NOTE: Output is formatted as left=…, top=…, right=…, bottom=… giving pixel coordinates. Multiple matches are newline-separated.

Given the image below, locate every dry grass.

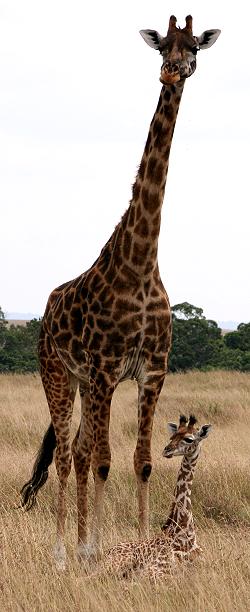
left=1, top=371, right=250, bottom=611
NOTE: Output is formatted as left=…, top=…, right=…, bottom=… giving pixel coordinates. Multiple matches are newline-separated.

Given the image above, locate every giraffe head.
left=162, top=414, right=211, bottom=458
left=140, top=15, right=221, bottom=85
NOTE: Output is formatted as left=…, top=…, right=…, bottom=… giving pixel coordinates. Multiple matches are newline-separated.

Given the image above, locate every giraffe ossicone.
left=20, top=15, right=220, bottom=567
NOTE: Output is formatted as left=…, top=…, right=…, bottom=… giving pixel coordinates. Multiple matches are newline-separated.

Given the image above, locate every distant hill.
left=5, top=313, right=240, bottom=331
left=5, top=312, right=40, bottom=321
left=218, top=321, right=239, bottom=331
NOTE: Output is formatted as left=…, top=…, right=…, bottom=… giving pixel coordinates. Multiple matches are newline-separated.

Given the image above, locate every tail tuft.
left=20, top=423, right=56, bottom=511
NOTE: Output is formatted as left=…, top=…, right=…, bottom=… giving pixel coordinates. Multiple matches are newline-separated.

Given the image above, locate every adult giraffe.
left=21, top=15, right=220, bottom=569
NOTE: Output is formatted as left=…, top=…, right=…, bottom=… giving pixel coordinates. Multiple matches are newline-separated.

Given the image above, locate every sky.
left=0, top=1, right=249, bottom=324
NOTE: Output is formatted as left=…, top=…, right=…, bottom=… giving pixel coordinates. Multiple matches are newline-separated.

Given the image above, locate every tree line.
left=0, top=303, right=249, bottom=373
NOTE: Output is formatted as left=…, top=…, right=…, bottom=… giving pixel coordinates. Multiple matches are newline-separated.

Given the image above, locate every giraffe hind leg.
left=32, top=329, right=78, bottom=568
left=46, top=371, right=77, bottom=570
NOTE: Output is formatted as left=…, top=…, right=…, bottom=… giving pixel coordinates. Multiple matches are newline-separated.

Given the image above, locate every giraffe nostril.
left=163, top=447, right=173, bottom=458
left=163, top=62, right=180, bottom=75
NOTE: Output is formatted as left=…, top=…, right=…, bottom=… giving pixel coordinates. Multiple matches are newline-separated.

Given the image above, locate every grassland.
left=1, top=371, right=250, bottom=611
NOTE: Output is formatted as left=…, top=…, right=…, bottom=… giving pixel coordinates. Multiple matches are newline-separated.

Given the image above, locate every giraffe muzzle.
left=162, top=447, right=173, bottom=458
left=160, top=62, right=181, bottom=85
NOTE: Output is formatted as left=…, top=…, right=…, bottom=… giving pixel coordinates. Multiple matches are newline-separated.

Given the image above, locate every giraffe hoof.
left=77, top=542, right=102, bottom=564
left=141, top=463, right=152, bottom=482
left=55, top=557, right=66, bottom=571
left=54, top=541, right=66, bottom=571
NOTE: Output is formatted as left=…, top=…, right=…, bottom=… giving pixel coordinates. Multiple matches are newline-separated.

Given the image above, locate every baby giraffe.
left=101, top=415, right=211, bottom=581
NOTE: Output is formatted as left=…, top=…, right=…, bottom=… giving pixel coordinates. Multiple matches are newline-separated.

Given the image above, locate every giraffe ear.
left=197, top=29, right=221, bottom=50
left=167, top=422, right=178, bottom=436
left=139, top=29, right=164, bottom=51
left=197, top=424, right=212, bottom=439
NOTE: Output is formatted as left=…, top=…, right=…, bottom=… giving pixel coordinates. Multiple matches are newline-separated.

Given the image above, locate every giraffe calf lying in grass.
left=100, top=415, right=211, bottom=581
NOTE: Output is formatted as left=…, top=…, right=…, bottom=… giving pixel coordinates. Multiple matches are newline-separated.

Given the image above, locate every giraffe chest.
left=83, top=284, right=172, bottom=358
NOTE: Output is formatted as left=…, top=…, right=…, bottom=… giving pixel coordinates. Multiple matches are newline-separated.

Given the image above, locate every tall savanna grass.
left=1, top=371, right=250, bottom=611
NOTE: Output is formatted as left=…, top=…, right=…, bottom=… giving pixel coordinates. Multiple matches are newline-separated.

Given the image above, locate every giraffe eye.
left=183, top=436, right=194, bottom=444
left=161, top=46, right=168, bottom=56
left=191, top=46, right=199, bottom=55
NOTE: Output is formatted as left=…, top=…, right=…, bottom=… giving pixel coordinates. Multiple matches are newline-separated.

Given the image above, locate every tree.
left=168, top=303, right=221, bottom=372
left=0, top=306, right=8, bottom=350
left=212, top=346, right=250, bottom=371
left=224, top=323, right=250, bottom=352
left=171, top=302, right=205, bottom=321
left=0, top=317, right=41, bottom=373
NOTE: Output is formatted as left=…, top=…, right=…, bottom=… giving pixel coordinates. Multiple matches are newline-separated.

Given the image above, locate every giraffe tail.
left=20, top=423, right=56, bottom=510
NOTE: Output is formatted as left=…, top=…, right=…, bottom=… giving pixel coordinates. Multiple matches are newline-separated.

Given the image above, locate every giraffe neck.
left=163, top=448, right=200, bottom=549
left=110, top=81, right=185, bottom=276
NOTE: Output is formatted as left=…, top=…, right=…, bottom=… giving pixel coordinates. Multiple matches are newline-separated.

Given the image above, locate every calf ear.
left=167, top=422, right=178, bottom=436
left=198, top=424, right=212, bottom=439
left=197, top=29, right=221, bottom=49
left=140, top=29, right=164, bottom=51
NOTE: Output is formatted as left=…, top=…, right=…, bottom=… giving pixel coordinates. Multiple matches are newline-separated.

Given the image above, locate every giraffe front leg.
left=88, top=461, right=110, bottom=560
left=72, top=388, right=94, bottom=562
left=54, top=450, right=71, bottom=571
left=134, top=375, right=165, bottom=539
left=73, top=452, right=92, bottom=562
left=88, top=379, right=113, bottom=560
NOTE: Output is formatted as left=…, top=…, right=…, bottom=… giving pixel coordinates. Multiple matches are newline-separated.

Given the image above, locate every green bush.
left=0, top=313, right=41, bottom=373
